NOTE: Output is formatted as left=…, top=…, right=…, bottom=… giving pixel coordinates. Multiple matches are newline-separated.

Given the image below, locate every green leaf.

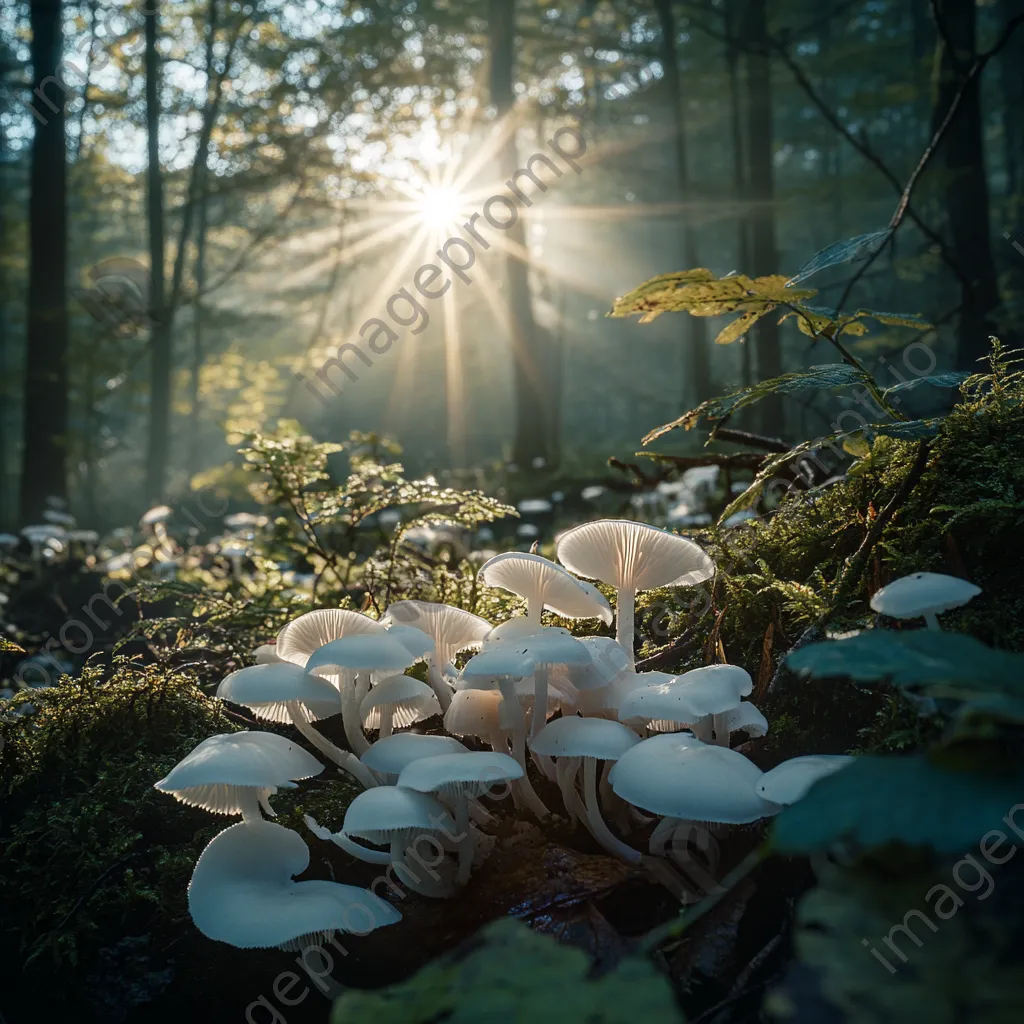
left=713, top=309, right=767, bottom=345
left=643, top=364, right=870, bottom=444
left=787, top=230, right=893, bottom=286
left=883, top=372, right=969, bottom=397
left=772, top=754, right=1024, bottom=853
left=330, top=918, right=684, bottom=1023
left=855, top=308, right=932, bottom=330
left=787, top=630, right=1024, bottom=698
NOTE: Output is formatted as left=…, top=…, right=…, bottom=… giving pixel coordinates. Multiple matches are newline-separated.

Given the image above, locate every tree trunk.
left=144, top=1, right=170, bottom=503
left=743, top=0, right=782, bottom=430
left=20, top=0, right=69, bottom=522
left=490, top=0, right=549, bottom=468
left=654, top=0, right=712, bottom=408
left=932, top=0, right=1001, bottom=369
left=998, top=0, right=1024, bottom=199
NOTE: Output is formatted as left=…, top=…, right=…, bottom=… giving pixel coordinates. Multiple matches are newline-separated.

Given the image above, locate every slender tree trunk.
left=932, top=0, right=1001, bottom=368
left=654, top=0, right=711, bottom=408
left=189, top=192, right=208, bottom=477
left=743, top=0, right=782, bottom=429
left=144, top=1, right=170, bottom=503
left=998, top=0, right=1024, bottom=199
left=20, top=0, right=69, bottom=522
left=490, top=0, right=549, bottom=468
left=0, top=88, right=8, bottom=526
left=725, top=0, right=752, bottom=386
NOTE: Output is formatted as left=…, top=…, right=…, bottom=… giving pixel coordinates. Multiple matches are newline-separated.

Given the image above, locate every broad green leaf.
left=787, top=230, right=893, bottom=286
left=331, top=917, right=684, bottom=1023
left=643, top=364, right=870, bottom=444
left=787, top=630, right=1024, bottom=698
left=772, top=754, right=1024, bottom=853
left=883, top=371, right=969, bottom=397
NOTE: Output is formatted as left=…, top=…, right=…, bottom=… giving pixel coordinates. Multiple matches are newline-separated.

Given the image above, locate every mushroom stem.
left=648, top=816, right=683, bottom=857
left=582, top=758, right=642, bottom=863
left=599, top=760, right=632, bottom=832
left=923, top=611, right=942, bottom=631
left=497, top=678, right=550, bottom=820
left=556, top=756, right=581, bottom=823
left=455, top=795, right=473, bottom=886
left=690, top=717, right=713, bottom=744
left=333, top=831, right=393, bottom=865
left=339, top=672, right=371, bottom=757
left=287, top=702, right=378, bottom=789
left=615, top=588, right=636, bottom=666
left=526, top=594, right=543, bottom=624
left=711, top=713, right=731, bottom=747
left=529, top=665, right=557, bottom=780
left=426, top=660, right=453, bottom=711
left=380, top=707, right=394, bottom=739
left=238, top=787, right=264, bottom=824
left=389, top=837, right=457, bottom=898
left=468, top=798, right=496, bottom=827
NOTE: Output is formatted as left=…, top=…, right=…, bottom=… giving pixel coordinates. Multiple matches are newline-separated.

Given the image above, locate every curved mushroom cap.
left=609, top=736, right=780, bottom=823
left=482, top=617, right=548, bottom=646
left=478, top=552, right=613, bottom=624
left=720, top=701, right=769, bottom=739
left=254, top=644, right=285, bottom=665
left=383, top=601, right=491, bottom=665
left=869, top=572, right=982, bottom=620
left=154, top=732, right=323, bottom=815
left=397, top=751, right=523, bottom=802
left=188, top=820, right=400, bottom=949
left=617, top=665, right=750, bottom=726
left=140, top=504, right=173, bottom=526
left=359, top=675, right=441, bottom=730
left=444, top=689, right=504, bottom=739
left=507, top=629, right=592, bottom=669
left=343, top=786, right=455, bottom=843
left=556, top=519, right=715, bottom=592
left=606, top=669, right=676, bottom=715
left=384, top=623, right=435, bottom=660
left=361, top=733, right=470, bottom=776
left=217, top=664, right=342, bottom=723
left=457, top=646, right=536, bottom=691
left=673, top=664, right=753, bottom=710
left=305, top=633, right=415, bottom=678
left=276, top=609, right=386, bottom=667
left=574, top=636, right=632, bottom=691
left=530, top=716, right=640, bottom=760
left=755, top=754, right=855, bottom=805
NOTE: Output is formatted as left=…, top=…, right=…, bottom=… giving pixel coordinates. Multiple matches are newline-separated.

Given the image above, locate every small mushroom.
left=275, top=609, right=386, bottom=668
left=557, top=520, right=715, bottom=667
left=870, top=571, right=982, bottom=630
left=397, top=751, right=522, bottom=885
left=530, top=717, right=642, bottom=862
left=216, top=663, right=377, bottom=790
left=755, top=754, right=855, bottom=806
left=444, top=689, right=508, bottom=754
left=154, top=731, right=324, bottom=821
left=361, top=732, right=470, bottom=783
left=359, top=674, right=441, bottom=738
left=477, top=551, right=612, bottom=627
left=187, top=819, right=401, bottom=949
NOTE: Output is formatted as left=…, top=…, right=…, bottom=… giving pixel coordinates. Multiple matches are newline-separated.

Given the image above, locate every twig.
left=708, top=427, right=790, bottom=453
left=636, top=625, right=702, bottom=671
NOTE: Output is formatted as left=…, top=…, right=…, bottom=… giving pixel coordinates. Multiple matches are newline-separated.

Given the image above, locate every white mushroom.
left=187, top=820, right=400, bottom=949
left=477, top=551, right=613, bottom=627
left=870, top=572, right=982, bottom=630
left=359, top=674, right=441, bottom=738
left=216, top=663, right=377, bottom=790
left=397, top=751, right=522, bottom=885
left=253, top=644, right=285, bottom=665
left=755, top=754, right=855, bottom=806
left=154, top=731, right=324, bottom=821
left=530, top=717, right=641, bottom=863
left=361, top=733, right=470, bottom=783
left=556, top=520, right=715, bottom=666
left=382, top=601, right=491, bottom=712
left=275, top=608, right=386, bottom=667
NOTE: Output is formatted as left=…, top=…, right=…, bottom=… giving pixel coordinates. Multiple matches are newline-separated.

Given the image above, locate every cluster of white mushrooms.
left=154, top=519, right=982, bottom=952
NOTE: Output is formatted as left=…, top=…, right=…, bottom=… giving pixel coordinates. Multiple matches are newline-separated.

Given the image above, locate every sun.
left=416, top=185, right=464, bottom=229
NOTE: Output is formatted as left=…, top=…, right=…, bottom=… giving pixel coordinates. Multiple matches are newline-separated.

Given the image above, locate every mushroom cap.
left=342, top=786, right=455, bottom=843
left=530, top=716, right=640, bottom=760
left=254, top=644, right=284, bottom=665
left=609, top=735, right=779, bottom=823
left=606, top=669, right=676, bottom=715
left=154, top=731, right=323, bottom=814
left=359, top=675, right=441, bottom=729
left=305, top=633, right=415, bottom=677
left=617, top=664, right=750, bottom=725
left=397, top=751, right=523, bottom=802
left=276, top=609, right=386, bottom=667
left=382, top=601, right=491, bottom=665
left=444, top=688, right=504, bottom=738
left=574, top=636, right=633, bottom=691
left=217, top=664, right=342, bottom=723
left=720, top=701, right=769, bottom=739
left=478, top=552, right=613, bottom=624
left=187, top=820, right=400, bottom=949
left=361, top=733, right=470, bottom=776
left=505, top=628, right=592, bottom=669
left=556, top=519, right=715, bottom=593
left=384, top=623, right=435, bottom=660
left=140, top=504, right=173, bottom=526
left=482, top=617, right=549, bottom=646
left=21, top=524, right=65, bottom=541
left=869, top=572, right=982, bottom=620
left=755, top=754, right=855, bottom=806
left=457, top=646, right=536, bottom=690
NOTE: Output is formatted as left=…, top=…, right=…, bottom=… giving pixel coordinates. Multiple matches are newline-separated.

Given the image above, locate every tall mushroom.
left=382, top=600, right=492, bottom=712
left=154, top=731, right=324, bottom=822
left=870, top=572, right=982, bottom=631
left=477, top=551, right=613, bottom=627
left=188, top=820, right=401, bottom=949
left=556, top=520, right=714, bottom=667
left=530, top=717, right=642, bottom=863
left=216, top=663, right=378, bottom=789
